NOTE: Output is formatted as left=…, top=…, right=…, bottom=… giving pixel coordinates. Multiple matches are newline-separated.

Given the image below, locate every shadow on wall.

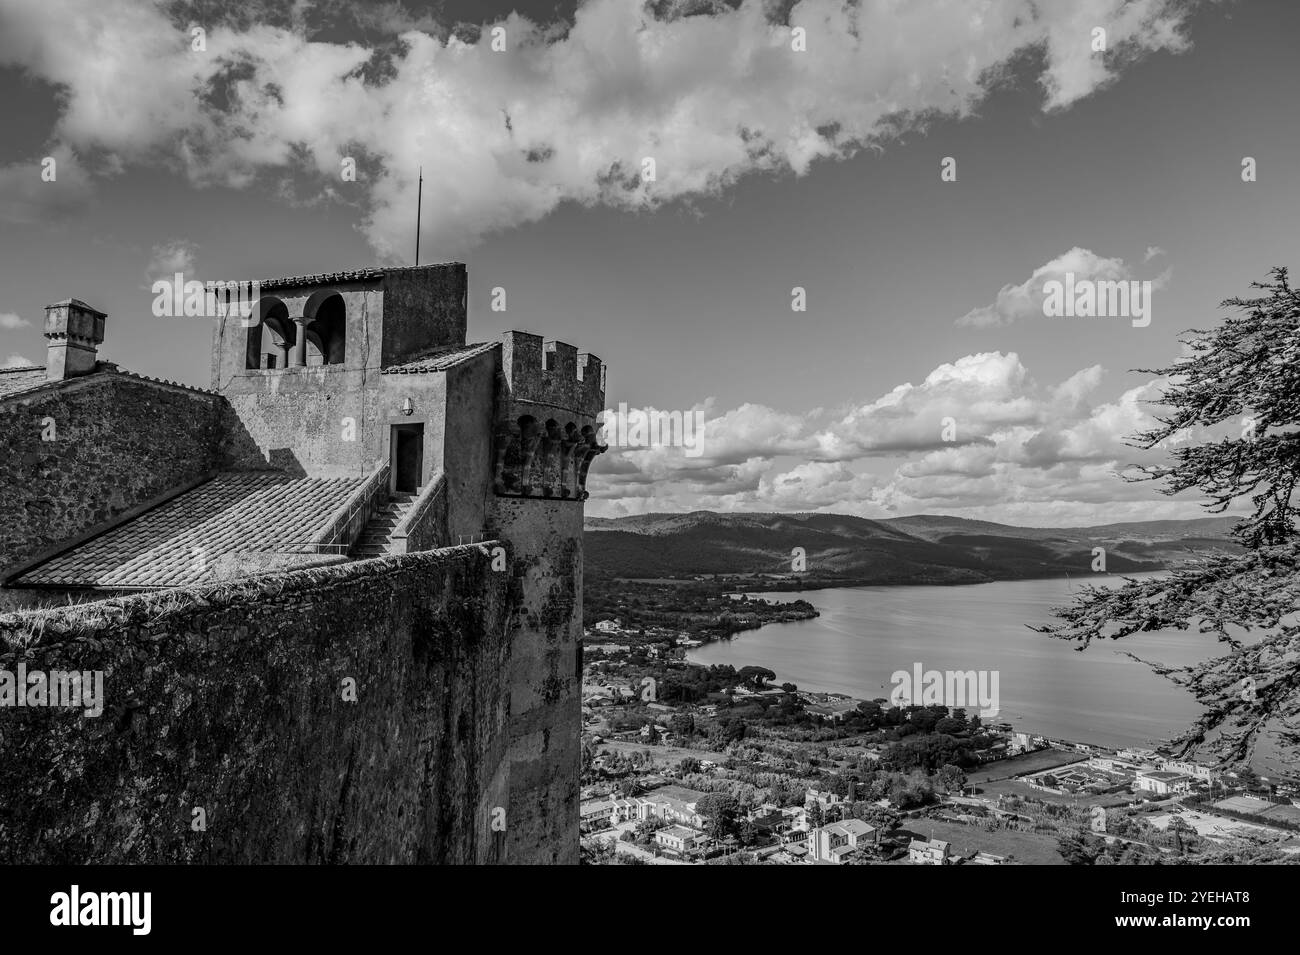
left=218, top=403, right=308, bottom=476
left=265, top=448, right=308, bottom=477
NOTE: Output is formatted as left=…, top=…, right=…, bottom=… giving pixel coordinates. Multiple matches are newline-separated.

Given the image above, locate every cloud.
left=2, top=353, right=37, bottom=368
left=0, top=0, right=1199, bottom=255
left=812, top=352, right=1042, bottom=457
left=955, top=247, right=1170, bottom=328
left=146, top=240, right=199, bottom=277
left=585, top=351, right=1204, bottom=524
left=1035, top=0, right=1192, bottom=110
left=756, top=460, right=879, bottom=511
left=0, top=312, right=31, bottom=330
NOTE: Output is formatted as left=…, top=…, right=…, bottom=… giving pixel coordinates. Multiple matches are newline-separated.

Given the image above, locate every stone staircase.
left=352, top=491, right=417, bottom=557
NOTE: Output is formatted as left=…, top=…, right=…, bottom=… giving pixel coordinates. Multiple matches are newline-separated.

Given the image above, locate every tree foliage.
left=1035, top=269, right=1300, bottom=765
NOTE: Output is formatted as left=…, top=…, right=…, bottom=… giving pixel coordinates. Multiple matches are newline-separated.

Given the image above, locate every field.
left=895, top=819, right=1066, bottom=865
left=598, top=740, right=731, bottom=768
left=1213, top=796, right=1300, bottom=827
left=976, top=777, right=1136, bottom=808
left=966, top=749, right=1088, bottom=784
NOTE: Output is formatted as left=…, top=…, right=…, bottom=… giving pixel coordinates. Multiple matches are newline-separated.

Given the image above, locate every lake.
left=686, top=574, right=1221, bottom=751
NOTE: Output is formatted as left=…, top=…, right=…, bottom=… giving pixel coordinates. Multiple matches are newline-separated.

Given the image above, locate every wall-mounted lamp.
left=401, top=397, right=414, bottom=416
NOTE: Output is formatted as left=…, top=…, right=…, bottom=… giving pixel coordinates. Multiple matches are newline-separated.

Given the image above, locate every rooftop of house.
left=0, top=361, right=215, bottom=402
left=658, top=825, right=701, bottom=840
left=0, top=364, right=48, bottom=399
left=14, top=471, right=366, bottom=589
left=204, top=262, right=464, bottom=292
left=380, top=340, right=499, bottom=375
left=910, top=838, right=950, bottom=851
left=827, top=819, right=876, bottom=837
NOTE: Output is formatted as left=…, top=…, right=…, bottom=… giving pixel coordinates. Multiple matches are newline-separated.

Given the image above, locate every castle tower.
left=489, top=331, right=606, bottom=864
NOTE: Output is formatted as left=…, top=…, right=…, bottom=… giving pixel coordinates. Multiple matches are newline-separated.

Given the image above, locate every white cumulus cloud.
left=0, top=0, right=1199, bottom=255
left=956, top=246, right=1171, bottom=328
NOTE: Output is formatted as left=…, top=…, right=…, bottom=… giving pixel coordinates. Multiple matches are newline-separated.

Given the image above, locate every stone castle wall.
left=0, top=545, right=515, bottom=864
left=491, top=497, right=584, bottom=865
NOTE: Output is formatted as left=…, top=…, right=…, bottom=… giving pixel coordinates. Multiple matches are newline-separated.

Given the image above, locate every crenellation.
left=501, top=332, right=604, bottom=421
left=543, top=340, right=578, bottom=379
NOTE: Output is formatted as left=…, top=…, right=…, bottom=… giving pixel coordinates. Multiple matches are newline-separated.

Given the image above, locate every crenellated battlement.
left=493, top=330, right=607, bottom=500
left=500, top=331, right=605, bottom=420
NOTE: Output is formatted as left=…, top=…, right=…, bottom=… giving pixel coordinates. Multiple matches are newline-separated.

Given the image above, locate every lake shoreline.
left=686, top=574, right=1200, bottom=753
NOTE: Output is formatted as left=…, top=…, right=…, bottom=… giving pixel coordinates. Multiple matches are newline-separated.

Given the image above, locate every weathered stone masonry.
left=0, top=546, right=513, bottom=864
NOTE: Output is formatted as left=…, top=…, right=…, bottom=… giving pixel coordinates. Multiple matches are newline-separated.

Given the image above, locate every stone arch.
left=260, top=314, right=296, bottom=370
left=304, top=290, right=346, bottom=365
left=245, top=296, right=291, bottom=369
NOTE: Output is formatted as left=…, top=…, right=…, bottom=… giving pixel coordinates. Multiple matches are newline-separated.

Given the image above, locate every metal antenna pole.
left=415, top=166, right=423, bottom=265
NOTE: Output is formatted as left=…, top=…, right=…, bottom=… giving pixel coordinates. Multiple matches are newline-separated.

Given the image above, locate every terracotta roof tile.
left=204, top=262, right=463, bottom=292
left=16, top=472, right=366, bottom=589
left=0, top=365, right=49, bottom=399
left=0, top=363, right=216, bottom=402
left=381, top=341, right=498, bottom=375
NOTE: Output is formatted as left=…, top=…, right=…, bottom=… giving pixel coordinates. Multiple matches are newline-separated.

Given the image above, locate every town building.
left=1008, top=732, right=1047, bottom=755
left=1118, top=747, right=1160, bottom=765
left=1135, top=771, right=1194, bottom=796
left=805, top=787, right=846, bottom=813
left=655, top=825, right=708, bottom=855
left=1164, top=759, right=1215, bottom=783
left=580, top=798, right=616, bottom=831
left=909, top=838, right=951, bottom=865
left=634, top=786, right=711, bottom=828
left=807, top=819, right=877, bottom=864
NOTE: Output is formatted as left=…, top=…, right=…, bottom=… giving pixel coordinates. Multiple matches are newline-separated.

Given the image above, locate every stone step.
left=351, top=492, right=422, bottom=558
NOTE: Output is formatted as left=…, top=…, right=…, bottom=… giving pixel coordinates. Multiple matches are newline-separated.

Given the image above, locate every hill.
left=583, top=511, right=1239, bottom=585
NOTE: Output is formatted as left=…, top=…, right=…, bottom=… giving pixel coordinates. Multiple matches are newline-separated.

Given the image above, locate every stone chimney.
left=44, top=298, right=106, bottom=380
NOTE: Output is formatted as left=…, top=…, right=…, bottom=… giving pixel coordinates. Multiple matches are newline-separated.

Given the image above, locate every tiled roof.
left=381, top=341, right=498, bottom=374
left=16, top=472, right=366, bottom=589
left=205, top=262, right=463, bottom=292
left=108, top=365, right=218, bottom=396
left=0, top=363, right=216, bottom=402
left=0, top=365, right=49, bottom=399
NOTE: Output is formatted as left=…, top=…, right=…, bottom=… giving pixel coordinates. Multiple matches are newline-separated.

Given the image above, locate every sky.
left=1, top=0, right=1296, bottom=524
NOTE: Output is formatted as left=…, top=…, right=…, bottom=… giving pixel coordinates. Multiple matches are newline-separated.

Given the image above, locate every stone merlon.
left=500, top=330, right=605, bottom=421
